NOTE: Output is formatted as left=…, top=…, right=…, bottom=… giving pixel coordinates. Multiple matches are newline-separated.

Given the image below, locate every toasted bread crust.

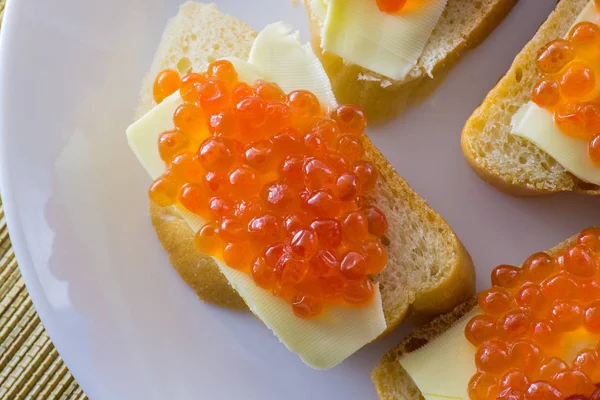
left=461, top=0, right=600, bottom=196
left=371, top=230, right=585, bottom=400
left=304, top=0, right=518, bottom=123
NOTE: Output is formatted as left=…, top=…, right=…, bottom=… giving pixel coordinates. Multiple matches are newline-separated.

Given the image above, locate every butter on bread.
left=303, top=0, right=518, bottom=123
left=371, top=231, right=583, bottom=400
left=135, top=2, right=475, bottom=332
left=462, top=0, right=600, bottom=196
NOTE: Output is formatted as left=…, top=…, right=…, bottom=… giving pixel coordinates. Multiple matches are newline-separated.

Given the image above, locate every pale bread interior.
left=304, top=0, right=519, bottom=122
left=461, top=0, right=600, bottom=196
left=135, top=2, right=475, bottom=331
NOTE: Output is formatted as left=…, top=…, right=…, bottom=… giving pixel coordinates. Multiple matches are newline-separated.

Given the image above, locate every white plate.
left=1, top=0, right=599, bottom=399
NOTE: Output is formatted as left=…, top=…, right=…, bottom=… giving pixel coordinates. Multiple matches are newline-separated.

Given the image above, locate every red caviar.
left=466, top=228, right=600, bottom=400
left=150, top=61, right=388, bottom=318
left=532, top=20, right=600, bottom=164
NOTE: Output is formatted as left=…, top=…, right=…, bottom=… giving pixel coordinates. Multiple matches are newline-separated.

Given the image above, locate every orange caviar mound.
left=465, top=228, right=600, bottom=400
left=531, top=20, right=600, bottom=166
left=150, top=61, right=389, bottom=318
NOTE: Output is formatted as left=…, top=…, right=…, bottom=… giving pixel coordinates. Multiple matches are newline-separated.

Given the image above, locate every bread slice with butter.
left=131, top=2, right=475, bottom=368
left=371, top=231, right=582, bottom=400
left=303, top=0, right=518, bottom=123
left=462, top=0, right=600, bottom=196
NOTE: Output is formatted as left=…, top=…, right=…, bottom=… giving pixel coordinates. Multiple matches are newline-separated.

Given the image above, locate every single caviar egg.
left=560, top=62, right=595, bottom=98
left=589, top=135, right=600, bottom=166
left=153, top=69, right=181, bottom=104
left=536, top=39, right=576, bottom=74
left=149, top=63, right=388, bottom=318
left=569, top=22, right=600, bottom=50
left=532, top=79, right=561, bottom=108
left=376, top=0, right=408, bottom=13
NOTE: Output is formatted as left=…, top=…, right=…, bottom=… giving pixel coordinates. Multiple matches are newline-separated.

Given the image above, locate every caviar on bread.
left=150, top=61, right=388, bottom=318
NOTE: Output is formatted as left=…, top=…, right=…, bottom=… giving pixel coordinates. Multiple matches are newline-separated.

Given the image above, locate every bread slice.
left=135, top=2, right=476, bottom=331
left=461, top=0, right=600, bottom=196
left=303, top=0, right=518, bottom=123
left=371, top=230, right=582, bottom=400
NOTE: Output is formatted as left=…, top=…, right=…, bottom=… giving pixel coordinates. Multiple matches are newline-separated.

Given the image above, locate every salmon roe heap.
left=532, top=20, right=600, bottom=166
left=150, top=61, right=389, bottom=319
left=465, top=228, right=600, bottom=400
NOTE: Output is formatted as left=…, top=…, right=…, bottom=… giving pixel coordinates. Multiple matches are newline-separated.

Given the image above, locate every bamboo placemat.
left=0, top=2, right=87, bottom=398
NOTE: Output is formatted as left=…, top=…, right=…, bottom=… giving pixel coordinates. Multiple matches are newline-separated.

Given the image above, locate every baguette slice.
left=462, top=0, right=600, bottom=196
left=136, top=2, right=475, bottom=332
left=303, top=0, right=518, bottom=123
left=371, top=230, right=583, bottom=400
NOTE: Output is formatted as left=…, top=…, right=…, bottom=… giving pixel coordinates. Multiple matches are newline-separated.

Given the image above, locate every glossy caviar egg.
left=330, top=104, right=367, bottom=135
left=180, top=72, right=207, bottom=103
left=343, top=278, right=374, bottom=305
left=536, top=39, right=576, bottom=74
left=468, top=372, right=500, bottom=400
left=171, top=152, right=203, bottom=183
left=153, top=69, right=181, bottom=103
left=178, top=183, right=207, bottom=215
left=194, top=224, right=221, bottom=254
left=254, top=80, right=286, bottom=102
left=158, top=130, right=190, bottom=163
left=207, top=60, right=237, bottom=84
left=555, top=102, right=588, bottom=139
left=491, top=265, right=522, bottom=288
left=560, top=62, right=595, bottom=98
left=149, top=63, right=388, bottom=317
left=577, top=228, right=600, bottom=252
left=569, top=22, right=600, bottom=50
left=532, top=80, right=560, bottom=108
left=590, top=135, right=600, bottom=166
left=149, top=174, right=179, bottom=207
left=551, top=369, right=594, bottom=397
left=376, top=0, right=408, bottom=13
left=465, top=315, right=498, bottom=346
left=173, top=103, right=205, bottom=133
left=478, top=287, right=515, bottom=316
left=339, top=252, right=368, bottom=282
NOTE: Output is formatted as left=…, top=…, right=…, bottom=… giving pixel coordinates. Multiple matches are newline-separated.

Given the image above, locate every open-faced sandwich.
left=463, top=0, right=600, bottom=196
left=302, top=0, right=518, bottom=122
left=373, top=227, right=600, bottom=399
left=126, top=2, right=474, bottom=370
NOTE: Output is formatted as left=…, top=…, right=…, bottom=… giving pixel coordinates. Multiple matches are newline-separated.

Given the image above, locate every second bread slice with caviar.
left=303, top=0, right=518, bottom=122
left=136, top=2, right=475, bottom=331
left=371, top=229, right=586, bottom=400
left=137, top=3, right=474, bottom=329
left=461, top=0, right=600, bottom=196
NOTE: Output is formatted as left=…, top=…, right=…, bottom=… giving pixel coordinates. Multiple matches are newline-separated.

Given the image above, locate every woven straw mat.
left=0, top=2, right=88, bottom=399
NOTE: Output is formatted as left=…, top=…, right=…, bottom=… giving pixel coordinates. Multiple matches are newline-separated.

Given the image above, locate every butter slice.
left=249, top=22, right=338, bottom=110
left=512, top=103, right=600, bottom=186
left=510, top=0, right=600, bottom=186
left=126, top=22, right=386, bottom=370
left=399, top=307, right=479, bottom=400
left=321, top=0, right=447, bottom=81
